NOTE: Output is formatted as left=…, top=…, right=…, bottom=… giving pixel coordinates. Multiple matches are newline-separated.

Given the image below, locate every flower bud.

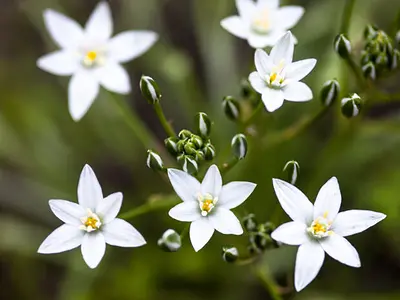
left=361, top=51, right=371, bottom=65
left=231, top=134, right=247, bottom=160
left=334, top=34, right=352, bottom=58
left=258, top=222, right=276, bottom=235
left=243, top=214, right=258, bottom=232
left=396, top=30, right=400, bottom=45
left=375, top=52, right=388, bottom=68
left=195, top=150, right=205, bottom=161
left=157, top=229, right=181, bottom=252
left=364, top=24, right=378, bottom=40
left=190, top=135, right=203, bottom=149
left=180, top=155, right=198, bottom=175
left=283, top=160, right=300, bottom=185
left=146, top=150, right=164, bottom=171
left=195, top=112, right=212, bottom=138
left=240, top=79, right=252, bottom=98
left=203, top=143, right=216, bottom=161
left=320, top=79, right=340, bottom=106
left=165, top=137, right=179, bottom=156
left=140, top=75, right=161, bottom=104
left=341, top=93, right=362, bottom=118
left=390, top=49, right=400, bottom=70
left=184, top=142, right=196, bottom=155
left=362, top=62, right=376, bottom=80
left=222, top=96, right=241, bottom=121
left=178, top=129, right=192, bottom=140
left=222, top=246, right=239, bottom=263
left=251, top=232, right=273, bottom=251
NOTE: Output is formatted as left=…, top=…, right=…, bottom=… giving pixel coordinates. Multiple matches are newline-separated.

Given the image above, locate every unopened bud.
left=231, top=134, right=247, bottom=160
left=180, top=155, right=198, bottom=175
left=283, top=160, right=300, bottom=185
left=165, top=137, right=179, bottom=156
left=222, top=246, right=239, bottom=263
left=195, top=112, right=212, bottom=138
left=375, top=52, right=388, bottom=68
left=190, top=135, right=203, bottom=149
left=203, top=143, right=216, bottom=161
left=341, top=93, right=362, bottom=118
left=390, top=49, right=400, bottom=69
left=334, top=34, right=351, bottom=58
left=184, top=142, right=196, bottom=155
left=194, top=150, right=205, bottom=161
left=157, top=229, right=181, bottom=252
left=178, top=129, right=192, bottom=140
left=243, top=214, right=258, bottom=232
left=146, top=150, right=164, bottom=171
left=362, top=62, right=376, bottom=80
left=251, top=232, right=273, bottom=251
left=320, top=79, right=340, bottom=106
left=258, top=222, right=276, bottom=235
left=396, top=30, right=400, bottom=45
left=140, top=75, right=161, bottom=104
left=240, top=79, right=252, bottom=98
left=364, top=25, right=378, bottom=40
left=222, top=96, right=241, bottom=121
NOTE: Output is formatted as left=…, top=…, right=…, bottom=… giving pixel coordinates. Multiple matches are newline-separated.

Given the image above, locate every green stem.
left=242, top=100, right=263, bottom=128
left=180, top=224, right=190, bottom=239
left=340, top=0, right=356, bottom=34
left=254, top=267, right=283, bottom=300
left=153, top=102, right=177, bottom=137
left=219, top=157, right=240, bottom=175
left=345, top=56, right=366, bottom=89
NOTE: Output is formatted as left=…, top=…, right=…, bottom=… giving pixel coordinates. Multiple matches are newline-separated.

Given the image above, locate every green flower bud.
left=146, top=150, right=164, bottom=171
left=341, top=93, right=362, bottom=118
left=362, top=62, right=376, bottom=80
left=334, top=34, right=352, bottom=58
left=258, top=222, right=276, bottom=235
left=157, top=229, right=181, bottom=252
left=165, top=137, right=179, bottom=156
left=184, top=142, right=197, bottom=155
left=195, top=112, right=212, bottom=138
left=364, top=24, right=378, bottom=40
left=222, top=96, right=241, bottom=121
left=243, top=214, right=258, bottom=232
left=222, top=246, right=239, bottom=263
left=375, top=52, right=388, bottom=68
left=361, top=51, right=372, bottom=65
left=395, top=30, right=400, bottom=45
left=178, top=129, right=192, bottom=140
left=203, top=143, right=216, bottom=161
left=176, top=140, right=186, bottom=153
left=390, top=49, right=400, bottom=70
left=251, top=232, right=273, bottom=251
left=190, top=135, right=203, bottom=149
left=181, top=156, right=198, bottom=175
left=240, top=79, right=252, bottom=98
left=231, top=134, right=247, bottom=160
left=195, top=150, right=205, bottom=161
left=140, top=75, right=161, bottom=104
left=283, top=160, right=300, bottom=185
left=320, top=79, right=340, bottom=106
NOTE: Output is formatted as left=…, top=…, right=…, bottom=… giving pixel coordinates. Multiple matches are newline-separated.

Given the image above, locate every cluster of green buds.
left=164, top=113, right=216, bottom=175
left=243, top=214, right=278, bottom=255
left=361, top=25, right=400, bottom=79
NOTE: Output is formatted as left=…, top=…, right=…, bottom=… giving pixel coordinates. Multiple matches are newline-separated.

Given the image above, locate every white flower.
left=248, top=31, right=316, bottom=112
left=271, top=177, right=386, bottom=291
left=220, top=0, right=304, bottom=48
left=167, top=164, right=256, bottom=252
left=37, top=2, right=158, bottom=121
left=38, top=164, right=146, bottom=269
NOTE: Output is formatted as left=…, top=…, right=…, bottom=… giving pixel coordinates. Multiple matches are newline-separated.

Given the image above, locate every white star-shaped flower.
left=248, top=31, right=316, bottom=112
left=221, top=0, right=304, bottom=48
left=37, top=2, right=158, bottom=121
left=271, top=177, right=386, bottom=291
left=167, top=165, right=256, bottom=251
left=38, top=164, right=146, bottom=269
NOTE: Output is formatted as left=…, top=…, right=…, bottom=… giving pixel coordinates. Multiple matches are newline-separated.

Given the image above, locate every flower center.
left=80, top=209, right=102, bottom=232
left=252, top=9, right=271, bottom=33
left=81, top=49, right=106, bottom=68
left=198, top=193, right=218, bottom=216
left=307, top=212, right=333, bottom=239
left=267, top=60, right=286, bottom=88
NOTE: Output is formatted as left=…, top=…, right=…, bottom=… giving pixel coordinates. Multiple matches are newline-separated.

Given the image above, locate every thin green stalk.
left=219, top=157, right=240, bottom=175
left=153, top=102, right=177, bottom=137
left=242, top=100, right=263, bottom=128
left=254, top=267, right=283, bottom=300
left=340, top=0, right=356, bottom=34
left=346, top=56, right=366, bottom=89
left=180, top=224, right=190, bottom=239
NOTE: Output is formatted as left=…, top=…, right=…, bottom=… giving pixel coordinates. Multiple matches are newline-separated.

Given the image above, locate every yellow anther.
left=86, top=51, right=97, bottom=62
left=270, top=73, right=277, bottom=83
left=201, top=199, right=214, bottom=213
left=85, top=216, right=99, bottom=229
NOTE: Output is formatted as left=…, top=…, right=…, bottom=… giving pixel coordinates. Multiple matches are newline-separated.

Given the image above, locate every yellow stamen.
left=270, top=73, right=277, bottom=83
left=201, top=199, right=214, bottom=213
left=86, top=51, right=97, bottom=62
left=85, top=216, right=99, bottom=229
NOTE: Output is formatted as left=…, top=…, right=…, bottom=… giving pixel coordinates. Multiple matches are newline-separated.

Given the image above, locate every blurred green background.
left=1, top=0, right=400, bottom=299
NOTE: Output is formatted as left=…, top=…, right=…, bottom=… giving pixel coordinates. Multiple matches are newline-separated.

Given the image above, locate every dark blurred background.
left=1, top=0, right=400, bottom=299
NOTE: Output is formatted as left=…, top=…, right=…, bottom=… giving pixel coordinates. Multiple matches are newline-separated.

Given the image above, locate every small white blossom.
left=220, top=0, right=304, bottom=48
left=38, top=164, right=146, bottom=269
left=271, top=177, right=386, bottom=291
left=248, top=31, right=316, bottom=112
left=167, top=165, right=256, bottom=251
left=37, top=2, right=158, bottom=121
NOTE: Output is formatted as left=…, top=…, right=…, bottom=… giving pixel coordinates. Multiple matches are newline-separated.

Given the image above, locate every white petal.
left=282, top=82, right=313, bottom=102
left=68, top=70, right=99, bottom=121
left=313, top=177, right=341, bottom=221
left=275, top=6, right=305, bottom=30
left=332, top=210, right=386, bottom=237
left=261, top=88, right=284, bottom=112
left=209, top=208, right=243, bottom=235
left=257, top=0, right=279, bottom=10
left=201, top=165, right=223, bottom=197
left=77, top=164, right=103, bottom=210
left=190, top=218, right=215, bottom=252
left=236, top=0, right=256, bottom=22
left=102, top=218, right=146, bottom=247
left=95, top=63, right=131, bottom=94
left=270, top=31, right=294, bottom=65
left=81, top=232, right=106, bottom=269
left=271, top=221, right=309, bottom=245
left=284, top=59, right=317, bottom=82
left=49, top=199, right=86, bottom=225
left=85, top=2, right=113, bottom=41
left=220, top=16, right=249, bottom=39
left=169, top=201, right=201, bottom=222
left=218, top=181, right=256, bottom=209
left=95, top=192, right=123, bottom=224
left=248, top=71, right=268, bottom=94
left=255, top=49, right=273, bottom=77
left=272, top=178, right=314, bottom=224
left=43, top=9, right=84, bottom=49
left=38, top=224, right=84, bottom=254
left=108, top=31, right=158, bottom=63
left=295, top=241, right=325, bottom=291
left=167, top=168, right=201, bottom=202
left=320, top=233, right=361, bottom=268
left=37, top=51, right=79, bottom=76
